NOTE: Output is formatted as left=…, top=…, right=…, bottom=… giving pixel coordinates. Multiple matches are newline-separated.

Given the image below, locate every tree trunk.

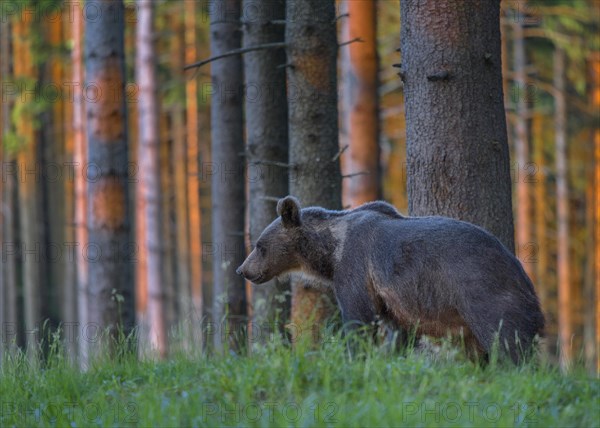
left=400, top=0, right=515, bottom=252
left=84, top=0, right=134, bottom=353
left=513, top=13, right=533, bottom=277
left=170, top=12, right=192, bottom=349
left=185, top=0, right=203, bottom=345
left=72, top=1, right=89, bottom=366
left=554, top=47, right=571, bottom=369
left=0, top=19, right=6, bottom=361
left=592, top=52, right=600, bottom=375
left=210, top=0, right=247, bottom=350
left=0, top=21, right=17, bottom=348
left=137, top=0, right=167, bottom=358
left=242, top=0, right=290, bottom=340
left=286, top=0, right=341, bottom=337
left=339, top=0, right=380, bottom=208
left=12, top=10, right=42, bottom=357
left=532, top=113, right=548, bottom=318
left=61, top=9, right=78, bottom=361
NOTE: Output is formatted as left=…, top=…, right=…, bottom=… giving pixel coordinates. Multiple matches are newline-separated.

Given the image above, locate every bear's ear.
left=277, top=196, right=301, bottom=228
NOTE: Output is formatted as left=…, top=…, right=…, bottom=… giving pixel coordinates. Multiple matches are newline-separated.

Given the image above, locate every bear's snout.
left=235, top=266, right=244, bottom=276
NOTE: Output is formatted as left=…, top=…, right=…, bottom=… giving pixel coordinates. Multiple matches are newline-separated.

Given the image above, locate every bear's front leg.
left=333, top=279, right=378, bottom=354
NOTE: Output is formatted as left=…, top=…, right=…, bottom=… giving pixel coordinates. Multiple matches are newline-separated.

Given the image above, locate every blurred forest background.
left=0, top=0, right=598, bottom=373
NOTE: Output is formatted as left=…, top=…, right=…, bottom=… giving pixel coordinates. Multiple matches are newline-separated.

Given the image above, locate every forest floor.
left=0, top=331, right=598, bottom=427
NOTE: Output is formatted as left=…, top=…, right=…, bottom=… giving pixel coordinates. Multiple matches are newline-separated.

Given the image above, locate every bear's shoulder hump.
left=352, top=201, right=404, bottom=219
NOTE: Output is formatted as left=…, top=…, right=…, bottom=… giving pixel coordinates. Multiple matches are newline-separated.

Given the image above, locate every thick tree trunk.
left=400, top=0, right=515, bottom=252
left=340, top=0, right=380, bottom=208
left=513, top=14, right=533, bottom=277
left=554, top=47, right=571, bottom=369
left=210, top=0, right=247, bottom=350
left=185, top=0, right=203, bottom=345
left=137, top=0, right=167, bottom=358
left=84, top=0, right=134, bottom=353
left=286, top=0, right=341, bottom=337
left=242, top=0, right=290, bottom=339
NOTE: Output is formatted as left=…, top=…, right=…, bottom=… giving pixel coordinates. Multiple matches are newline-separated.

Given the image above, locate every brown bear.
left=236, top=196, right=544, bottom=363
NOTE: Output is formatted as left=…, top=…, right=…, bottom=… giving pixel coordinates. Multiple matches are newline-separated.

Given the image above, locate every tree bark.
left=185, top=0, right=203, bottom=345
left=242, top=0, right=290, bottom=340
left=340, top=0, right=381, bottom=208
left=532, top=113, right=547, bottom=311
left=210, top=0, right=247, bottom=350
left=169, top=12, right=192, bottom=349
left=137, top=0, right=167, bottom=358
left=400, top=0, right=515, bottom=252
left=286, top=0, right=341, bottom=337
left=12, top=10, right=42, bottom=357
left=72, top=1, right=89, bottom=367
left=513, top=13, right=533, bottom=278
left=554, top=47, right=571, bottom=369
left=84, top=0, right=134, bottom=353
left=592, top=51, right=600, bottom=375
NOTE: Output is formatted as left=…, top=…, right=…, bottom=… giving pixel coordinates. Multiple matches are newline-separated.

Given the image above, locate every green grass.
left=0, top=331, right=598, bottom=428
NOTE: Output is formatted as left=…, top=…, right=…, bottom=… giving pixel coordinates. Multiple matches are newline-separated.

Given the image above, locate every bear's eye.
left=256, top=243, right=266, bottom=256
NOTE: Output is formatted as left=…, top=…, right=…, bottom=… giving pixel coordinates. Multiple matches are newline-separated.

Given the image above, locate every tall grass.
left=0, top=326, right=598, bottom=427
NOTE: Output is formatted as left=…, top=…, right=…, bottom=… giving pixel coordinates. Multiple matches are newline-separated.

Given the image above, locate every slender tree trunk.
left=210, top=0, right=247, bottom=350
left=12, top=10, right=42, bottom=356
left=84, top=0, right=134, bottom=352
left=185, top=0, right=203, bottom=345
left=137, top=0, right=167, bottom=358
left=554, top=47, right=571, bottom=369
left=242, top=0, right=290, bottom=340
left=532, top=112, right=550, bottom=356
left=61, top=9, right=78, bottom=361
left=0, top=20, right=17, bottom=347
left=584, top=148, right=595, bottom=373
left=170, top=11, right=192, bottom=348
left=159, top=100, right=176, bottom=341
left=340, top=0, right=380, bottom=208
left=0, top=19, right=6, bottom=361
left=591, top=51, right=600, bottom=375
left=286, top=0, right=341, bottom=337
left=400, top=0, right=515, bottom=252
left=532, top=114, right=547, bottom=308
left=72, top=1, right=89, bottom=366
left=513, top=14, right=533, bottom=277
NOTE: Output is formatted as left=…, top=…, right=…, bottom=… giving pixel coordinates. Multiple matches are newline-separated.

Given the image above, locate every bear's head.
left=236, top=196, right=303, bottom=284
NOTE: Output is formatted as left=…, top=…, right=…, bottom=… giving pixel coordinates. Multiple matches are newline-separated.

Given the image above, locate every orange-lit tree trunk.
left=0, top=21, right=4, bottom=359
left=72, top=0, right=89, bottom=366
left=210, top=0, right=247, bottom=350
left=591, top=51, right=600, bottom=375
left=532, top=113, right=547, bottom=311
left=400, top=0, right=515, bottom=252
left=12, top=9, right=41, bottom=356
left=242, top=0, right=289, bottom=337
left=554, top=47, right=571, bottom=369
left=340, top=0, right=380, bottom=208
left=513, top=13, right=533, bottom=278
left=286, top=0, right=341, bottom=336
left=185, top=0, right=203, bottom=343
left=84, top=0, right=134, bottom=352
left=61, top=9, right=78, bottom=358
left=169, top=9, right=192, bottom=348
left=137, top=0, right=167, bottom=358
